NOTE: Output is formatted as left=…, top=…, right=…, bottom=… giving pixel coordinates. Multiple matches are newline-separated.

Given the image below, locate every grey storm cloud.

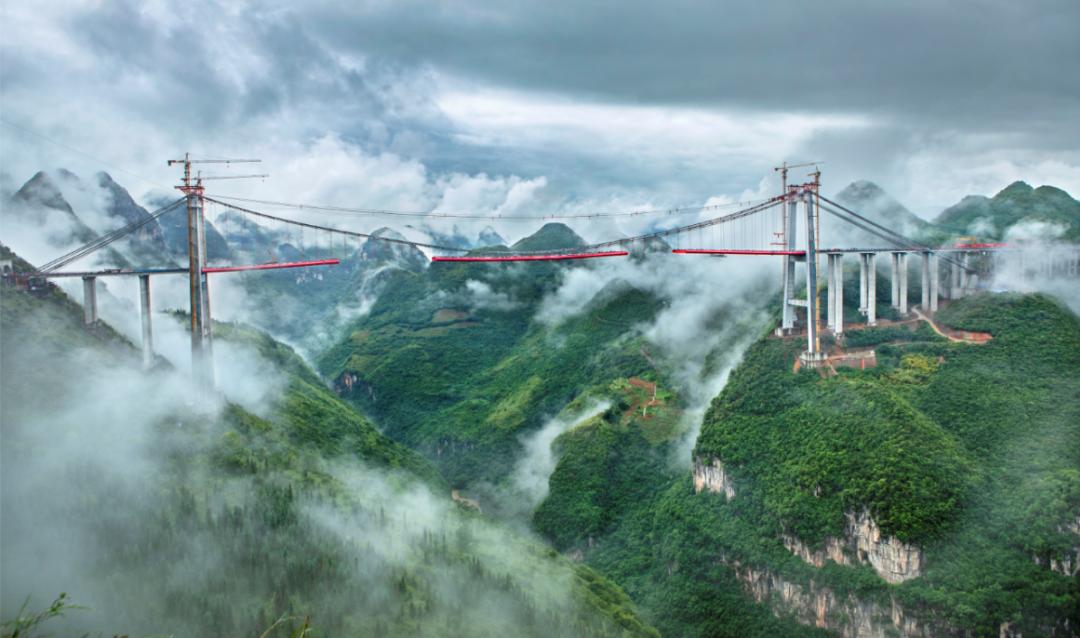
left=2, top=0, right=1078, bottom=217
left=302, top=0, right=1080, bottom=127
left=26, top=0, right=444, bottom=151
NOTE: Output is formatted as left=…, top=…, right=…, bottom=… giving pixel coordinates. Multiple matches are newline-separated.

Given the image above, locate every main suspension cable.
left=38, top=197, right=188, bottom=272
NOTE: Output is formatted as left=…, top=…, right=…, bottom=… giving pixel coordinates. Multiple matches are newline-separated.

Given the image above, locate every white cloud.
left=437, top=82, right=870, bottom=165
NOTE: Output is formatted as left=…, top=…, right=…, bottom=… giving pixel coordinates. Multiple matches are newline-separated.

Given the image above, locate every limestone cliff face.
left=781, top=533, right=847, bottom=569
left=782, top=508, right=923, bottom=583
left=692, top=457, right=735, bottom=500
left=1033, top=513, right=1080, bottom=577
left=733, top=561, right=938, bottom=638
left=847, top=509, right=923, bottom=583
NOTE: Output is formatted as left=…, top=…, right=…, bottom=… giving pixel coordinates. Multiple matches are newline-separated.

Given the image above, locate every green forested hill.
left=935, top=181, right=1080, bottom=241
left=315, top=222, right=695, bottom=487
left=312, top=239, right=836, bottom=635
left=0, top=246, right=657, bottom=638
left=536, top=293, right=1080, bottom=637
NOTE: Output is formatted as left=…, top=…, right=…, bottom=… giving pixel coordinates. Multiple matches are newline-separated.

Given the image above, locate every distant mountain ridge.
left=831, top=179, right=1080, bottom=246
left=935, top=180, right=1080, bottom=241
left=511, top=222, right=586, bottom=252
left=834, top=180, right=931, bottom=234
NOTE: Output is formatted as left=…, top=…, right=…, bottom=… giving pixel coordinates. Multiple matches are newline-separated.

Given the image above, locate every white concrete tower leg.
left=781, top=198, right=799, bottom=332
left=803, top=194, right=819, bottom=359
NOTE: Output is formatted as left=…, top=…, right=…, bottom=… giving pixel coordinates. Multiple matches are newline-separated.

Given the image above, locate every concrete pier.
left=891, top=253, right=900, bottom=308
left=834, top=254, right=844, bottom=336
left=859, top=253, right=877, bottom=326
left=82, top=276, right=97, bottom=325
left=950, top=258, right=963, bottom=299
left=961, top=252, right=973, bottom=294
left=827, top=253, right=836, bottom=330
left=899, top=253, right=908, bottom=315
left=921, top=252, right=931, bottom=311
left=929, top=253, right=939, bottom=312
left=139, top=274, right=153, bottom=370
left=859, top=253, right=868, bottom=313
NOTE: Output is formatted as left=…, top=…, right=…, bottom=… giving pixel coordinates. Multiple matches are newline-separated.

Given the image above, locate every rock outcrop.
left=1033, top=513, right=1080, bottom=577
left=692, top=457, right=735, bottom=500
left=782, top=508, right=924, bottom=583
left=846, top=509, right=923, bottom=583
left=734, top=562, right=938, bottom=638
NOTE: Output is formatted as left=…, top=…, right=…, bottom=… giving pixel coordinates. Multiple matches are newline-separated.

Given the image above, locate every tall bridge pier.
left=81, top=276, right=97, bottom=325
left=139, top=274, right=154, bottom=370
left=826, top=252, right=844, bottom=335
left=858, top=252, right=877, bottom=325
left=890, top=252, right=909, bottom=315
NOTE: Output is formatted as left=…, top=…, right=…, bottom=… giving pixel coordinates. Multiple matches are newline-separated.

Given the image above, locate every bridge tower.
left=775, top=162, right=821, bottom=336
left=799, top=187, right=825, bottom=367
left=167, top=154, right=263, bottom=387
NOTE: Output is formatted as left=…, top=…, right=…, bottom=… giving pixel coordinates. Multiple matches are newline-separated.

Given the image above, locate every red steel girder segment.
left=672, top=249, right=807, bottom=256
left=203, top=258, right=340, bottom=274
left=432, top=251, right=629, bottom=262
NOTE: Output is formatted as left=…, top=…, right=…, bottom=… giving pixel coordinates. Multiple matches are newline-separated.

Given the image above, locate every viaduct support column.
left=834, top=254, right=844, bottom=336
left=890, top=252, right=900, bottom=308
left=921, top=252, right=931, bottom=311
left=899, top=253, right=909, bottom=315
left=866, top=254, right=877, bottom=326
left=827, top=253, right=837, bottom=330
left=82, top=276, right=97, bottom=325
left=858, top=253, right=868, bottom=313
left=139, top=274, right=154, bottom=370
left=950, top=259, right=961, bottom=299
left=967, top=252, right=976, bottom=297
left=930, top=253, right=939, bottom=312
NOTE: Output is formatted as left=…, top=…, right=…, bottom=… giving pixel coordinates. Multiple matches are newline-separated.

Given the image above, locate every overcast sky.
left=2, top=0, right=1078, bottom=240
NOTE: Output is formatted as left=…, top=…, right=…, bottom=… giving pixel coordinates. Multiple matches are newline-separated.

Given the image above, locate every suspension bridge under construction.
left=11, top=157, right=1080, bottom=382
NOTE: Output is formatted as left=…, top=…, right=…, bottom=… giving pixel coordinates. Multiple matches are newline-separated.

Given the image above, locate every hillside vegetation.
left=317, top=224, right=678, bottom=487
left=688, top=293, right=1079, bottom=634
left=0, top=245, right=657, bottom=637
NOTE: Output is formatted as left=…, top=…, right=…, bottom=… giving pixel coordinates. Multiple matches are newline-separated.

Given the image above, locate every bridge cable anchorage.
left=816, top=195, right=972, bottom=272
left=208, top=193, right=774, bottom=221
left=37, top=197, right=188, bottom=273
